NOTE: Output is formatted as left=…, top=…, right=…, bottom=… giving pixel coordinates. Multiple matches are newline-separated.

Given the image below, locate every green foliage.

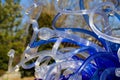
left=0, top=0, right=55, bottom=77
left=20, top=68, right=34, bottom=78
left=38, top=12, right=54, bottom=28
left=0, top=0, right=24, bottom=76
left=0, top=0, right=22, bottom=30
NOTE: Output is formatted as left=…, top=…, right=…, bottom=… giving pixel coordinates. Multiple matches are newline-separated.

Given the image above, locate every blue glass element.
left=7, top=0, right=120, bottom=80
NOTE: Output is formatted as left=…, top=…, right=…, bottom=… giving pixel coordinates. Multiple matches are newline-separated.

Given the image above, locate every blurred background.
left=0, top=0, right=56, bottom=80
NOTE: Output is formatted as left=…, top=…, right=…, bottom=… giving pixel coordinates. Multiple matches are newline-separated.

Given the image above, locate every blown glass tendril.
left=7, top=0, right=120, bottom=80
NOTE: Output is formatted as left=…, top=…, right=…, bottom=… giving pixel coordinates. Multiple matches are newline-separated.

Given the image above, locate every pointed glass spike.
left=8, top=49, right=15, bottom=72
left=8, top=49, right=15, bottom=58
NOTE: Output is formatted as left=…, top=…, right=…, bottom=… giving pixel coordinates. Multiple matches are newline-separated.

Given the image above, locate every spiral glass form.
left=7, top=0, right=120, bottom=80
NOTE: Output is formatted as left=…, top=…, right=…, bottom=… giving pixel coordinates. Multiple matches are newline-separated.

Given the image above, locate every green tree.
left=0, top=0, right=24, bottom=76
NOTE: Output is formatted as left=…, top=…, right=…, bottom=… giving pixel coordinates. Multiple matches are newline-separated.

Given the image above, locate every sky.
left=1, top=0, right=5, bottom=3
